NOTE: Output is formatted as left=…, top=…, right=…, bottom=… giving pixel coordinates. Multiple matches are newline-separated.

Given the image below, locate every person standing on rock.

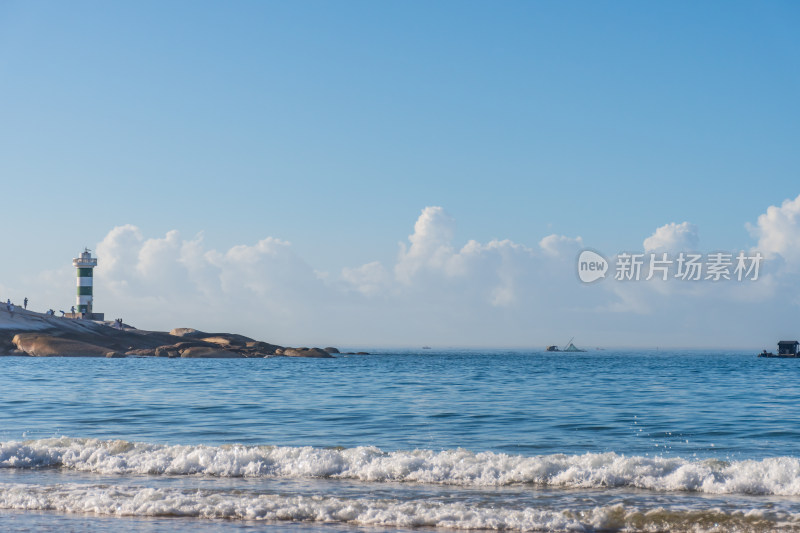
left=70, top=305, right=75, bottom=315
left=23, top=297, right=28, bottom=310
left=7, top=302, right=14, bottom=319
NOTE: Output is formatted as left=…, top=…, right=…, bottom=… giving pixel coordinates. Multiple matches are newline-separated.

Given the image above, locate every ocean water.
left=0, top=349, right=799, bottom=532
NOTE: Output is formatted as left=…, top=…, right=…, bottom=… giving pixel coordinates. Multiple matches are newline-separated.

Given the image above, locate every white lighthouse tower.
left=72, top=248, right=102, bottom=319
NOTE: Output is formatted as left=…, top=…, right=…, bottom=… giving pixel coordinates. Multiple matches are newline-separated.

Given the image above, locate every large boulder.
left=245, top=341, right=282, bottom=354
left=13, top=333, right=117, bottom=357
left=169, top=328, right=209, bottom=339
left=199, top=333, right=255, bottom=346
left=323, top=347, right=340, bottom=354
left=283, top=347, right=334, bottom=358
left=126, top=348, right=156, bottom=357
left=200, top=336, right=234, bottom=347
left=172, top=341, right=210, bottom=351
left=179, top=346, right=243, bottom=358
left=154, top=346, right=179, bottom=358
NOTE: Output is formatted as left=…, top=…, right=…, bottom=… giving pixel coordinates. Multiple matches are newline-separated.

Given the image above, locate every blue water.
left=1, top=350, right=799, bottom=532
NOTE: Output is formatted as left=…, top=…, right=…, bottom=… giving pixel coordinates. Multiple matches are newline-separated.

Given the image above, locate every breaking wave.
left=0, top=481, right=796, bottom=532
left=2, top=437, right=800, bottom=496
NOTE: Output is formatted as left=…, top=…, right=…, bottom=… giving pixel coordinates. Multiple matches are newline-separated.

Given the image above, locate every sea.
left=0, top=349, right=798, bottom=532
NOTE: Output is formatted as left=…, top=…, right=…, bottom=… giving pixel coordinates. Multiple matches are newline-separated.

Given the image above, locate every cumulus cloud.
left=88, top=209, right=568, bottom=345
left=93, top=227, right=327, bottom=341
left=748, top=193, right=800, bottom=266
left=341, top=261, right=390, bottom=297
left=643, top=222, right=699, bottom=253
left=387, top=207, right=541, bottom=307
left=539, top=234, right=584, bottom=258
left=21, top=201, right=800, bottom=348
left=395, top=206, right=456, bottom=283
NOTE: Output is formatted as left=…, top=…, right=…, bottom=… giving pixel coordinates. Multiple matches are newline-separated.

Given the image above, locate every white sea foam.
left=2, top=438, right=800, bottom=496
left=0, top=481, right=794, bottom=533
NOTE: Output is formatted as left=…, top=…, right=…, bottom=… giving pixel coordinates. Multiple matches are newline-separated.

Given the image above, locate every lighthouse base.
left=65, top=312, right=105, bottom=321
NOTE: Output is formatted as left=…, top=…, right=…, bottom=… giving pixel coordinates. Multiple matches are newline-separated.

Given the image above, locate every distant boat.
left=422, top=346, right=432, bottom=350
left=563, top=342, right=586, bottom=352
left=759, top=340, right=799, bottom=358
left=546, top=337, right=586, bottom=353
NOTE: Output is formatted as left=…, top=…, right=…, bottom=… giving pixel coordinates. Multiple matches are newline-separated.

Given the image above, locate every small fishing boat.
left=546, top=338, right=586, bottom=353
left=759, top=341, right=799, bottom=358
left=563, top=341, right=586, bottom=352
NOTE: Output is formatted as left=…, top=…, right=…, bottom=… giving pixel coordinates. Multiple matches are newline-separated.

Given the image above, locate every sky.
left=0, top=1, right=799, bottom=348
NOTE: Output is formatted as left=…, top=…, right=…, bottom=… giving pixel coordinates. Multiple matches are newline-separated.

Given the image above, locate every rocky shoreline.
left=0, top=309, right=351, bottom=358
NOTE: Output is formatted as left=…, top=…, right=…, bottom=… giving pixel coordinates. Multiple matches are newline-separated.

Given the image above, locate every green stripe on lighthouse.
left=77, top=268, right=93, bottom=277
left=77, top=286, right=93, bottom=296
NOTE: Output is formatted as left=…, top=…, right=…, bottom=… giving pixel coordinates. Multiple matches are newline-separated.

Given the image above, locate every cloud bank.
left=20, top=195, right=800, bottom=348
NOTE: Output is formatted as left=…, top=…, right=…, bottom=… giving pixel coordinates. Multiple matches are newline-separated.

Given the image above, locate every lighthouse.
left=72, top=248, right=100, bottom=318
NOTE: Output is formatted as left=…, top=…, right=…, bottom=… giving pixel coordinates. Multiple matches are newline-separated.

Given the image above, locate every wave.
left=2, top=437, right=800, bottom=496
left=0, top=481, right=795, bottom=532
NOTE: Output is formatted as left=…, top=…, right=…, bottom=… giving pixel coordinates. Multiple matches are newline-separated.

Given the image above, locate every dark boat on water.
left=546, top=338, right=586, bottom=353
left=759, top=340, right=799, bottom=358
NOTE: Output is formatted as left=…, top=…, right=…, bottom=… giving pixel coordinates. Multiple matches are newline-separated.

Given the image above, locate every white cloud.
left=92, top=227, right=328, bottom=341
left=20, top=202, right=800, bottom=349
left=643, top=222, right=699, bottom=253
left=342, top=261, right=390, bottom=296
left=388, top=207, right=541, bottom=307
left=748, top=193, right=800, bottom=266
left=395, top=206, right=456, bottom=283
left=539, top=234, right=584, bottom=258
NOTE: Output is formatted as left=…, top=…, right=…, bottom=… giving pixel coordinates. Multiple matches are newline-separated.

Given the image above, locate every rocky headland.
left=0, top=307, right=337, bottom=358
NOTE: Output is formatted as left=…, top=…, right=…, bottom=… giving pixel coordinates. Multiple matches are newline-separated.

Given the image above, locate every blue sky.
left=1, top=2, right=799, bottom=347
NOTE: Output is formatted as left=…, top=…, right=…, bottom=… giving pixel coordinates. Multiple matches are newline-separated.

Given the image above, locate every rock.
left=12, top=333, right=117, bottom=357
left=355, top=352, right=370, bottom=355
left=179, top=346, right=243, bottom=358
left=200, top=336, right=233, bottom=347
left=170, top=329, right=255, bottom=346
left=126, top=349, right=156, bottom=357
left=200, top=333, right=255, bottom=346
left=0, top=339, right=18, bottom=355
left=323, top=347, right=340, bottom=354
left=0, top=319, right=299, bottom=361
left=274, top=348, right=284, bottom=355
left=0, top=348, right=27, bottom=356
left=172, top=341, right=209, bottom=351
left=169, top=328, right=209, bottom=339
left=154, top=346, right=179, bottom=358
left=245, top=341, right=282, bottom=354
left=282, top=347, right=334, bottom=358
left=105, top=351, right=125, bottom=358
